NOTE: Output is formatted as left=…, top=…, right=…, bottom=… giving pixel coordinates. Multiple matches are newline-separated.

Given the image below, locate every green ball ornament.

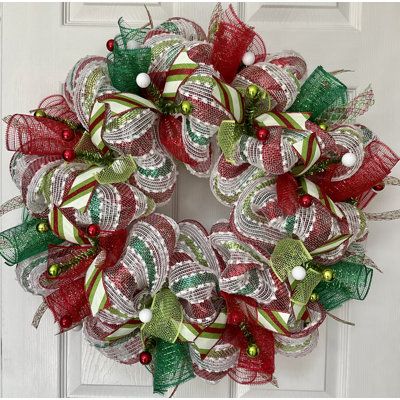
left=36, top=221, right=49, bottom=233
left=322, top=268, right=334, bottom=282
left=34, top=109, right=46, bottom=118
left=310, top=292, right=319, bottom=302
left=246, top=343, right=259, bottom=358
left=48, top=263, right=61, bottom=278
left=180, top=100, right=192, bottom=115
left=319, top=123, right=328, bottom=131
left=247, top=84, right=259, bottom=99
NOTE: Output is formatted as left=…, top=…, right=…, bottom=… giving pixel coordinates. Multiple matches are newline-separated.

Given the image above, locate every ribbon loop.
left=269, top=238, right=312, bottom=282
left=141, top=288, right=183, bottom=343
left=95, top=155, right=137, bottom=184
left=217, top=120, right=243, bottom=163
left=0, top=218, right=63, bottom=266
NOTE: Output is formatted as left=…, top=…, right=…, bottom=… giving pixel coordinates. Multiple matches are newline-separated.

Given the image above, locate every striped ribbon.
left=309, top=234, right=351, bottom=256
left=163, top=50, right=198, bottom=99
left=212, top=80, right=244, bottom=123
left=256, top=307, right=291, bottom=334
left=105, top=318, right=142, bottom=341
left=299, top=177, right=344, bottom=219
left=84, top=251, right=109, bottom=316
left=89, top=93, right=158, bottom=151
left=255, top=111, right=310, bottom=131
left=179, top=311, right=227, bottom=359
left=292, top=132, right=321, bottom=176
left=60, top=166, right=103, bottom=212
left=89, top=102, right=107, bottom=152
left=55, top=158, right=136, bottom=242
left=291, top=302, right=308, bottom=321
left=48, top=206, right=89, bottom=245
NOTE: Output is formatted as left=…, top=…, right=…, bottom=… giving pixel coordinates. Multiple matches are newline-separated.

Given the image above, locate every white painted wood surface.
left=1, top=2, right=400, bottom=397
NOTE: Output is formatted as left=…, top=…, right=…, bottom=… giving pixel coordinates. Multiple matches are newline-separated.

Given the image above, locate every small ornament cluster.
left=0, top=3, right=399, bottom=395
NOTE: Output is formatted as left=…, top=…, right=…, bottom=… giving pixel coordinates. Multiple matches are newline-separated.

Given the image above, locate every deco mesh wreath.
left=1, top=4, right=400, bottom=395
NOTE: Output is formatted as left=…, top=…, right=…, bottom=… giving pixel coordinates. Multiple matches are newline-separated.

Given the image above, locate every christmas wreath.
left=1, top=4, right=399, bottom=395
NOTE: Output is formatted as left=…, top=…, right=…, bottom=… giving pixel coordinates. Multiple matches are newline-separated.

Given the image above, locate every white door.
left=1, top=2, right=400, bottom=397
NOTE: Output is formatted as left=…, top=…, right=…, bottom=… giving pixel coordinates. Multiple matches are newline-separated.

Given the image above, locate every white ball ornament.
left=138, top=308, right=153, bottom=323
left=341, top=152, right=357, bottom=168
left=242, top=51, right=255, bottom=66
left=136, top=72, right=151, bottom=88
left=291, top=266, right=307, bottom=281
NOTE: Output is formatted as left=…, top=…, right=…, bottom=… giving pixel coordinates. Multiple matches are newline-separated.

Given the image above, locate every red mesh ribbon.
left=38, top=95, right=81, bottom=125
left=4, top=114, right=80, bottom=156
left=276, top=172, right=299, bottom=216
left=314, top=140, right=399, bottom=202
left=211, top=6, right=256, bottom=83
left=41, top=244, right=97, bottom=291
left=98, top=229, right=128, bottom=270
left=45, top=277, right=91, bottom=331
left=43, top=230, right=128, bottom=330
left=159, top=115, right=195, bottom=166
left=221, top=292, right=275, bottom=384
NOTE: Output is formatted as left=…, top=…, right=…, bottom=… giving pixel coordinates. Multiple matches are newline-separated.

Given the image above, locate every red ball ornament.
left=257, top=127, right=269, bottom=141
left=373, top=182, right=385, bottom=191
left=230, top=310, right=242, bottom=326
left=87, top=224, right=101, bottom=238
left=299, top=194, right=313, bottom=208
left=139, top=351, right=152, bottom=365
left=62, top=148, right=75, bottom=162
left=106, top=39, right=115, bottom=52
left=60, top=315, right=72, bottom=329
left=61, top=128, right=75, bottom=142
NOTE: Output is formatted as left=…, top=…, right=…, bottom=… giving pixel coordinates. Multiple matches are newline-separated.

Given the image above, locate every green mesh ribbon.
left=22, top=207, right=33, bottom=223
left=288, top=66, right=348, bottom=122
left=269, top=238, right=313, bottom=282
left=142, top=288, right=183, bottom=343
left=118, top=17, right=149, bottom=46
left=95, top=155, right=136, bottom=184
left=0, top=218, right=63, bottom=265
left=291, top=268, right=322, bottom=305
left=217, top=120, right=243, bottom=163
left=153, top=339, right=194, bottom=395
left=314, top=260, right=373, bottom=310
left=107, top=20, right=151, bottom=94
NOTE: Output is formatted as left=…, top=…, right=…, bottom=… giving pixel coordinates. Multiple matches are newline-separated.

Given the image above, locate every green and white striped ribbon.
left=300, top=177, right=344, bottom=218
left=85, top=251, right=108, bottom=316
left=257, top=308, right=291, bottom=334
left=89, top=102, right=107, bottom=151
left=162, top=50, right=198, bottom=99
left=292, top=302, right=307, bottom=321
left=310, top=234, right=351, bottom=256
left=179, top=311, right=227, bottom=358
left=212, top=80, right=244, bottom=123
left=48, top=206, right=88, bottom=245
left=255, top=112, right=310, bottom=131
left=60, top=166, right=103, bottom=212
left=89, top=93, right=158, bottom=151
left=101, top=92, right=158, bottom=115
left=105, top=318, right=142, bottom=341
left=292, top=132, right=321, bottom=176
